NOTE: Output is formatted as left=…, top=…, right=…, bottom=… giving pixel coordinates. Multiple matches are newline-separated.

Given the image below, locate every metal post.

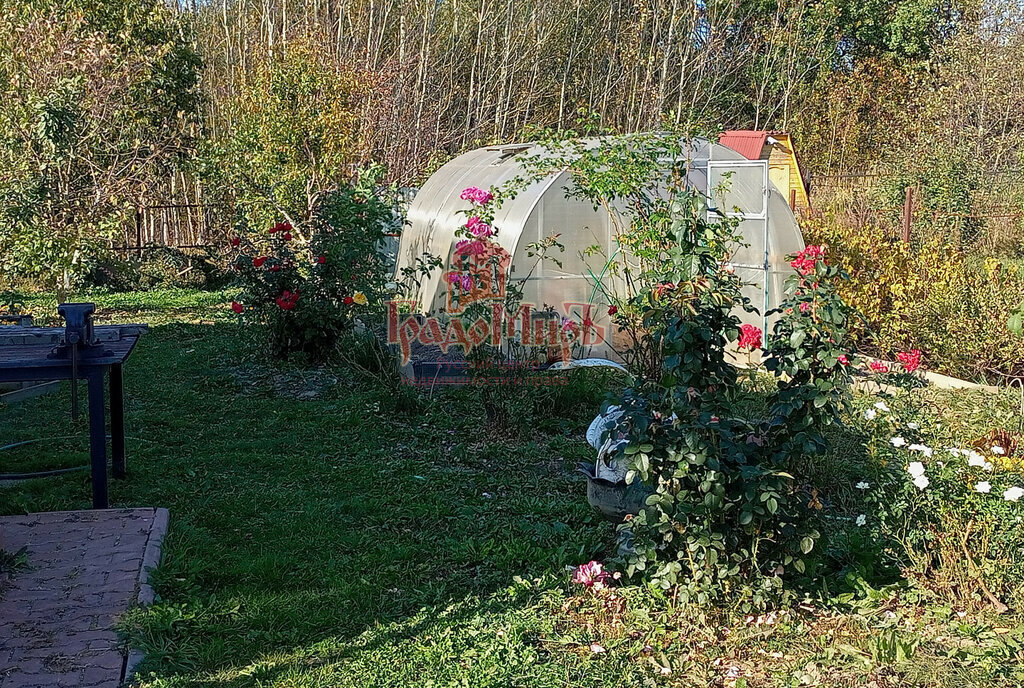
left=135, top=209, right=143, bottom=257
left=902, top=187, right=914, bottom=243
left=88, top=370, right=108, bottom=509
left=110, top=363, right=126, bottom=479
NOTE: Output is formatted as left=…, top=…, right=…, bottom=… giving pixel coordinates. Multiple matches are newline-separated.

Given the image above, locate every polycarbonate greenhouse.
left=394, top=137, right=805, bottom=361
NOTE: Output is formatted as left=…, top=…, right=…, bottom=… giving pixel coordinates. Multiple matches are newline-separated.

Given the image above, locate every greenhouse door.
left=706, top=160, right=770, bottom=333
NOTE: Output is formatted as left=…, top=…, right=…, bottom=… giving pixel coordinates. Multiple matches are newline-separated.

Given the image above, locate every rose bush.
left=229, top=171, right=398, bottom=360
left=605, top=217, right=857, bottom=610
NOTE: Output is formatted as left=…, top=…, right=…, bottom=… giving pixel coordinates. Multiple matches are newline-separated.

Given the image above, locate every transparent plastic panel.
left=708, top=164, right=766, bottom=217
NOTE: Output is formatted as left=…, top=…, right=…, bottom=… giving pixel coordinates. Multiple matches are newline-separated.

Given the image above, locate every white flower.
left=975, top=481, right=992, bottom=494
left=891, top=437, right=907, bottom=448
left=864, top=409, right=877, bottom=421
left=947, top=447, right=963, bottom=457
left=908, top=443, right=934, bottom=457
left=992, top=445, right=1005, bottom=455
left=1003, top=486, right=1024, bottom=502
left=984, top=461, right=994, bottom=472
left=968, top=451, right=986, bottom=468
left=907, top=462, right=926, bottom=478
left=907, top=422, right=920, bottom=430
left=855, top=481, right=870, bottom=490
left=913, top=474, right=930, bottom=490
left=856, top=514, right=867, bottom=526
left=874, top=401, right=890, bottom=412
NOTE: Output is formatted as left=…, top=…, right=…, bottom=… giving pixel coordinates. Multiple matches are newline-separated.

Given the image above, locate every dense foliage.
left=0, top=0, right=201, bottom=296
left=806, top=217, right=1024, bottom=381
left=230, top=171, right=399, bottom=360
left=200, top=40, right=375, bottom=235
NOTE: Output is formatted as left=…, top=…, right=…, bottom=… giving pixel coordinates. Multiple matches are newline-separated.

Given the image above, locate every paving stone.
left=0, top=509, right=163, bottom=688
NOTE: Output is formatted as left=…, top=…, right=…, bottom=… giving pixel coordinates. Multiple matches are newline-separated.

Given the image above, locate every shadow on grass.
left=2, top=317, right=615, bottom=686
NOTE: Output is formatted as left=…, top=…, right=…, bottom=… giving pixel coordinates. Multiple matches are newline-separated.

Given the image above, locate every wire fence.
left=806, top=171, right=1024, bottom=251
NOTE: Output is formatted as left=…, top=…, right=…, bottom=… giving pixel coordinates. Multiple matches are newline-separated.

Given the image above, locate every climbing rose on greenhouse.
left=869, top=360, right=889, bottom=373
left=460, top=186, right=494, bottom=205
left=738, top=323, right=762, bottom=350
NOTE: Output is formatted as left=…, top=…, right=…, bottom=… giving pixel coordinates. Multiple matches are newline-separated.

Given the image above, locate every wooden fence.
left=117, top=204, right=230, bottom=253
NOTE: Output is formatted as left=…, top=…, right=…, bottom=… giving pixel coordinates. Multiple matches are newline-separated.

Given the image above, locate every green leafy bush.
left=231, top=172, right=399, bottom=360
left=606, top=202, right=855, bottom=610
left=85, top=247, right=230, bottom=292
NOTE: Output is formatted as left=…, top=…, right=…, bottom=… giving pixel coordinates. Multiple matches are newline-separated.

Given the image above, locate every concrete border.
left=122, top=507, right=170, bottom=683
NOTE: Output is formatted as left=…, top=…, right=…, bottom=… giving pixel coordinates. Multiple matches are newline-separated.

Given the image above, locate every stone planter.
left=577, top=460, right=652, bottom=522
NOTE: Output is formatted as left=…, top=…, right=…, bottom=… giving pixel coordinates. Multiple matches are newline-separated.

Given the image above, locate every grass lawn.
left=2, top=289, right=1023, bottom=687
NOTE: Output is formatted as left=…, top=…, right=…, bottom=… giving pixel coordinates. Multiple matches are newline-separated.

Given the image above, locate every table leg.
left=88, top=370, right=108, bottom=509
left=110, top=363, right=126, bottom=479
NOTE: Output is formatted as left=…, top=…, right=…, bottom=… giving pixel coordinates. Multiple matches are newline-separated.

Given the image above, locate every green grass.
left=2, top=290, right=1023, bottom=687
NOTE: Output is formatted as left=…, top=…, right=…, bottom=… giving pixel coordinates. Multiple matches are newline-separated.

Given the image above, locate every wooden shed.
left=718, top=131, right=809, bottom=213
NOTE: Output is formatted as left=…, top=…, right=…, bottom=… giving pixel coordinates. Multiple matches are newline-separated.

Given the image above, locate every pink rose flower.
left=572, top=561, right=611, bottom=589
left=466, top=216, right=493, bottom=238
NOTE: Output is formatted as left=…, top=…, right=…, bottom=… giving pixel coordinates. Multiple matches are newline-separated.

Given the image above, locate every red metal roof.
left=718, top=130, right=781, bottom=160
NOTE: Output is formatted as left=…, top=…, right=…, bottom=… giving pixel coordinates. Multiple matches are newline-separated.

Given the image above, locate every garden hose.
left=0, top=435, right=145, bottom=481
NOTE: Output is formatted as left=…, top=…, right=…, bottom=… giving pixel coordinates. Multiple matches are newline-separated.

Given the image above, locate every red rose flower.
left=737, top=323, right=762, bottom=350
left=343, top=296, right=354, bottom=305
left=608, top=305, right=618, bottom=315
left=231, top=301, right=243, bottom=314
left=317, top=255, right=327, bottom=264
left=269, top=264, right=281, bottom=272
left=282, top=232, right=292, bottom=241
left=252, top=257, right=268, bottom=268
left=838, top=354, right=849, bottom=365
left=230, top=237, right=240, bottom=247
left=896, top=349, right=922, bottom=372
left=275, top=290, right=300, bottom=310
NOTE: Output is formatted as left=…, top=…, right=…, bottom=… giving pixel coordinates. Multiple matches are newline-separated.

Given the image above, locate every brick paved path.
left=0, top=509, right=168, bottom=688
